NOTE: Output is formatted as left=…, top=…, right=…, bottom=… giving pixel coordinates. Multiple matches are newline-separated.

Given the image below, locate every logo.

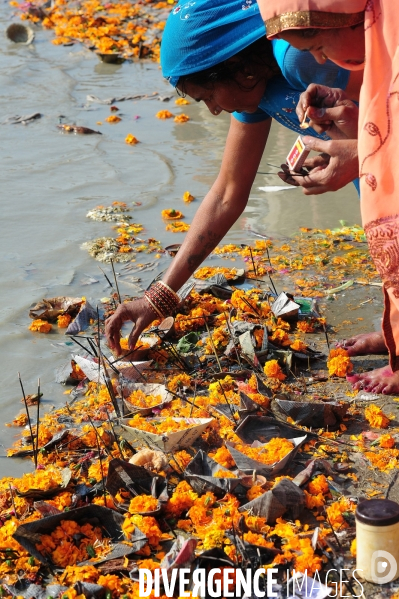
left=370, top=550, right=397, bottom=584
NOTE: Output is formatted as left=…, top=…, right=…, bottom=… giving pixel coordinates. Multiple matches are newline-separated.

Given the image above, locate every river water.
left=0, top=1, right=362, bottom=476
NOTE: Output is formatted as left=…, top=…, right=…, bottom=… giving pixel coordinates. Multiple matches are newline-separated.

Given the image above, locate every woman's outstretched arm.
left=106, top=116, right=272, bottom=353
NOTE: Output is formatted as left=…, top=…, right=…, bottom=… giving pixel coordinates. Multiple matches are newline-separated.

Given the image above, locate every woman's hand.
left=105, top=297, right=156, bottom=356
left=279, top=138, right=359, bottom=194
left=297, top=84, right=359, bottom=140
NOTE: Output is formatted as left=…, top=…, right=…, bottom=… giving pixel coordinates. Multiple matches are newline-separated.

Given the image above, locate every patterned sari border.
left=265, top=11, right=365, bottom=37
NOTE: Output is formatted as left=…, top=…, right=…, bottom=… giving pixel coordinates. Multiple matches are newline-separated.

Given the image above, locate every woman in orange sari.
left=257, top=0, right=399, bottom=394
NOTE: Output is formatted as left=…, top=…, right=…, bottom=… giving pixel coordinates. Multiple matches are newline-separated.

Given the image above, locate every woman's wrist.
left=144, top=281, right=180, bottom=319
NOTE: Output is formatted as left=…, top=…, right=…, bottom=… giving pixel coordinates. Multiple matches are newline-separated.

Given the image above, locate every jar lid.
left=356, top=499, right=399, bottom=526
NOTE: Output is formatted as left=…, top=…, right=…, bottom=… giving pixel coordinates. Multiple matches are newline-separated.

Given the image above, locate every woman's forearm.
left=162, top=183, right=248, bottom=291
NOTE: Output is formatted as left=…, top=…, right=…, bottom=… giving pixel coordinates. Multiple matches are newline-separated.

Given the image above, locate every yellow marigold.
left=350, top=538, right=357, bottom=557
left=263, top=359, right=286, bottom=381
left=175, top=98, right=190, bottom=105
left=105, top=115, right=121, bottom=123
left=365, top=404, right=390, bottom=429
left=182, top=191, right=194, bottom=202
left=165, top=220, right=190, bottom=233
left=125, top=133, right=139, bottom=144
left=57, top=314, right=72, bottom=328
left=162, top=208, right=183, bottom=219
left=379, top=433, right=396, bottom=448
left=174, top=114, right=189, bottom=123
left=168, top=373, right=192, bottom=392
left=29, top=319, right=52, bottom=333
left=327, top=348, right=353, bottom=377
left=156, top=110, right=173, bottom=119
left=202, top=528, right=225, bottom=550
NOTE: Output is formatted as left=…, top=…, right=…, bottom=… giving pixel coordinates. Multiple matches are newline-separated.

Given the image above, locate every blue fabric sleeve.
left=233, top=107, right=272, bottom=124
left=271, top=39, right=351, bottom=91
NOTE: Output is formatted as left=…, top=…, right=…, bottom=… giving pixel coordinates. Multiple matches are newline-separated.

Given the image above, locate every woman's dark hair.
left=177, top=36, right=280, bottom=95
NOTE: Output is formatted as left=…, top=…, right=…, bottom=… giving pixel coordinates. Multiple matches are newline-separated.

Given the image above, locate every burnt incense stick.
left=98, top=264, right=114, bottom=289
left=88, top=417, right=108, bottom=505
left=323, top=322, right=331, bottom=351
left=18, top=373, right=36, bottom=467
left=224, top=311, right=242, bottom=368
left=35, top=378, right=40, bottom=468
left=110, top=259, right=121, bottom=304
left=106, top=411, right=124, bottom=460
left=217, top=380, right=237, bottom=421
left=248, top=247, right=257, bottom=277
left=8, top=484, right=17, bottom=518
left=204, top=318, right=223, bottom=372
left=70, top=336, right=96, bottom=358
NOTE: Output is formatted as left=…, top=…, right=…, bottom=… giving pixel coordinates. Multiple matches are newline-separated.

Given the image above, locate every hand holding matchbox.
left=286, top=136, right=310, bottom=173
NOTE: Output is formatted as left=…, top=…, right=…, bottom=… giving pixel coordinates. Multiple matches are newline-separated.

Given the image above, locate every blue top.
left=233, top=40, right=360, bottom=195
left=233, top=39, right=350, bottom=138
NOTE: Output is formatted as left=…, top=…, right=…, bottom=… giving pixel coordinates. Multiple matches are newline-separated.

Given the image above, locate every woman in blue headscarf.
left=105, top=0, right=362, bottom=354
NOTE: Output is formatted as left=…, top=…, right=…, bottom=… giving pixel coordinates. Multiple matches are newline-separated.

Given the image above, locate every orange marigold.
left=125, top=133, right=139, bottom=144
left=263, top=359, right=286, bottom=381
left=29, top=319, right=52, bottom=333
left=57, top=314, right=72, bottom=328
left=156, top=110, right=173, bottom=119
left=327, top=348, right=353, bottom=377
left=365, top=404, right=390, bottom=429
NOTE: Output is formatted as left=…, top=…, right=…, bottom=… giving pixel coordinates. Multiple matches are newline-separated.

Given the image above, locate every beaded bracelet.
left=144, top=294, right=164, bottom=319
left=144, top=281, right=180, bottom=319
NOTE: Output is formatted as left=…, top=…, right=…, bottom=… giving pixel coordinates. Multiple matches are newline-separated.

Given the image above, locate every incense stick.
left=35, top=378, right=40, bottom=468
left=18, top=373, right=36, bottom=468
left=110, top=259, right=121, bottom=304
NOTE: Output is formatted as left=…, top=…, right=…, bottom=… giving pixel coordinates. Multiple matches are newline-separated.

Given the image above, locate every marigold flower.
left=29, top=319, right=52, bottom=333
left=125, top=133, right=139, bottom=144
left=263, top=359, right=286, bottom=381
left=162, top=208, right=184, bottom=220
left=290, top=339, right=308, bottom=352
left=327, top=348, right=353, bottom=377
left=57, top=314, right=72, bottom=328
left=174, top=114, right=189, bottom=123
left=165, top=220, right=190, bottom=232
left=128, top=495, right=159, bottom=514
left=307, top=474, right=329, bottom=496
left=105, top=115, right=121, bottom=123
left=234, top=438, right=294, bottom=466
left=182, top=191, right=194, bottom=203
left=379, top=433, right=396, bottom=448
left=156, top=110, right=173, bottom=119
left=365, top=404, right=390, bottom=429
left=209, top=446, right=236, bottom=469
left=175, top=98, right=190, bottom=105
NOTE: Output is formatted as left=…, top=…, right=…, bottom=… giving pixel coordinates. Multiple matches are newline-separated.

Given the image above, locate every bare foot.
left=336, top=331, right=387, bottom=357
left=347, top=366, right=399, bottom=395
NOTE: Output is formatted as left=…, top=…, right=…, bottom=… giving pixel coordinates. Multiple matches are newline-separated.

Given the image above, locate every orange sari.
left=259, top=0, right=399, bottom=370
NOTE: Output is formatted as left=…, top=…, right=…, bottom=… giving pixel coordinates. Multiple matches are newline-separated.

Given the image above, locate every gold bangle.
left=144, top=294, right=164, bottom=319
left=158, top=281, right=180, bottom=302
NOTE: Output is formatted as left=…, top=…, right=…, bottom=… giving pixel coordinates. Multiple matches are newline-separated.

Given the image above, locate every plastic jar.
left=356, top=498, right=399, bottom=583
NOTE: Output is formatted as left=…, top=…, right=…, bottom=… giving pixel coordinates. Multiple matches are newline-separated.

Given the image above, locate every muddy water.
left=0, top=5, right=363, bottom=476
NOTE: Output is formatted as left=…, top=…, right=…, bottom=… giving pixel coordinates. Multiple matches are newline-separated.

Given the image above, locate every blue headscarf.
left=161, top=0, right=266, bottom=87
